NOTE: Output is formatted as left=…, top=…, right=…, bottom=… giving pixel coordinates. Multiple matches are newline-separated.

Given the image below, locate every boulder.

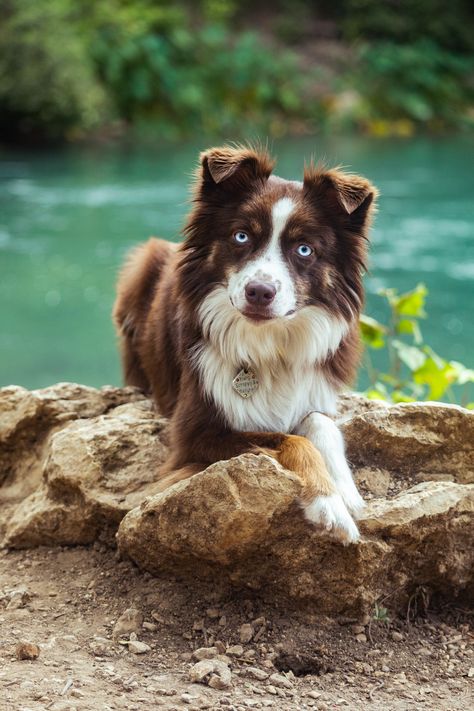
left=1, top=383, right=473, bottom=614
left=2, top=398, right=168, bottom=547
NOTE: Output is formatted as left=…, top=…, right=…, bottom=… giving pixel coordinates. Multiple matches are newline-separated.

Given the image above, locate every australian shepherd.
left=113, top=145, right=378, bottom=544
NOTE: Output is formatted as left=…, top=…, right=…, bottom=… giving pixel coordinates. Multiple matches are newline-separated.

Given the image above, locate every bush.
left=92, top=19, right=311, bottom=138
left=0, top=0, right=107, bottom=140
left=350, top=39, right=474, bottom=131
left=360, top=284, right=474, bottom=406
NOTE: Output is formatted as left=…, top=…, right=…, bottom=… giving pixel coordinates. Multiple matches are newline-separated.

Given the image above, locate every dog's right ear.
left=197, top=145, right=275, bottom=195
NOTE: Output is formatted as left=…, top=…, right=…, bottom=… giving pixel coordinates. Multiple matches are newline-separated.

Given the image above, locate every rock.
left=117, top=454, right=300, bottom=568
left=3, top=399, right=168, bottom=547
left=89, top=637, right=114, bottom=657
left=341, top=402, right=474, bottom=484
left=245, top=667, right=269, bottom=681
left=15, top=641, right=40, bottom=660
left=269, top=673, right=293, bottom=689
left=239, top=623, right=254, bottom=644
left=113, top=608, right=144, bottom=639
left=192, top=647, right=219, bottom=661
left=0, top=383, right=144, bottom=497
left=190, top=659, right=232, bottom=689
left=2, top=384, right=474, bottom=615
left=128, top=640, right=151, bottom=654
left=391, top=631, right=404, bottom=642
left=354, top=468, right=391, bottom=497
left=227, top=645, right=244, bottom=657
left=5, top=587, right=30, bottom=609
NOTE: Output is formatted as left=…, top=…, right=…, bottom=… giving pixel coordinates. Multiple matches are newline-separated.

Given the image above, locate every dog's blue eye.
left=296, top=244, right=313, bottom=257
left=234, top=231, right=249, bottom=244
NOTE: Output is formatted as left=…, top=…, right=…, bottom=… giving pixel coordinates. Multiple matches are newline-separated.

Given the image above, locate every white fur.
left=296, top=412, right=365, bottom=517
left=304, top=493, right=360, bottom=544
left=228, top=197, right=296, bottom=317
left=198, top=286, right=348, bottom=375
left=194, top=287, right=348, bottom=432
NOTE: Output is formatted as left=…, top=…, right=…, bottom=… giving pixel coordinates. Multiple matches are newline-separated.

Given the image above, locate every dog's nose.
left=245, top=281, right=276, bottom=306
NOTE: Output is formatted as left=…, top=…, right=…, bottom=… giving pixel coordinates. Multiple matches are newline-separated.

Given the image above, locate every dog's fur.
left=113, top=145, right=378, bottom=543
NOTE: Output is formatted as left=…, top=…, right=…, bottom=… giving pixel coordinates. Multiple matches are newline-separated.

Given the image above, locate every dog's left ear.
left=198, top=145, right=275, bottom=195
left=303, top=165, right=378, bottom=235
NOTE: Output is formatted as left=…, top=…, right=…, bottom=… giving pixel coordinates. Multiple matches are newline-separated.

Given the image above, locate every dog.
left=113, top=144, right=377, bottom=544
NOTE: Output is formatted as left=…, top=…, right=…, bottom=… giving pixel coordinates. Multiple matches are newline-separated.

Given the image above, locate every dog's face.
left=181, top=146, right=377, bottom=329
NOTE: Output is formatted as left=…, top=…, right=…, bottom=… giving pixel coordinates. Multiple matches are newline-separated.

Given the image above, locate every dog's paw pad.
left=304, top=494, right=360, bottom=544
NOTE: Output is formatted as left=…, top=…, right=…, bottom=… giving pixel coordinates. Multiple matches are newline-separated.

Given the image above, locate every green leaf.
left=449, top=361, right=474, bottom=385
left=391, top=390, right=417, bottom=403
left=364, top=382, right=389, bottom=400
left=360, top=314, right=387, bottom=349
left=392, top=340, right=427, bottom=372
left=397, top=318, right=422, bottom=344
left=393, top=283, right=428, bottom=318
left=413, top=353, right=457, bottom=400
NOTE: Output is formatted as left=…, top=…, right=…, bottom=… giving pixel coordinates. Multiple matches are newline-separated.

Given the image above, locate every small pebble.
left=246, top=667, right=269, bottom=681
left=128, top=640, right=151, bottom=654
left=192, top=646, right=219, bottom=661
left=240, top=624, right=254, bottom=644
left=113, top=608, right=144, bottom=639
left=269, top=673, right=293, bottom=689
left=227, top=644, right=244, bottom=656
left=16, top=642, right=40, bottom=660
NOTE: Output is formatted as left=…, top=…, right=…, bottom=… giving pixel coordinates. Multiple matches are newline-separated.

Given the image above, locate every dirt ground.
left=0, top=545, right=472, bottom=711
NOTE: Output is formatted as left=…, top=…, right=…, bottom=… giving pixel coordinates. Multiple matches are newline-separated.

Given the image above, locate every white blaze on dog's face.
left=228, top=196, right=298, bottom=320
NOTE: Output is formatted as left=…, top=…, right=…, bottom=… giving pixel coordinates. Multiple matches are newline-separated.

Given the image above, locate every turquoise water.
left=1, top=135, right=473, bottom=390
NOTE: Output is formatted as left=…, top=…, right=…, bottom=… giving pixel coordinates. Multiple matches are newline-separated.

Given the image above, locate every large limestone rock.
left=1, top=383, right=473, bottom=614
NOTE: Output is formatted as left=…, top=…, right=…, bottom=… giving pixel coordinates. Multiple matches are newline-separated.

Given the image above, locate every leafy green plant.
left=372, top=602, right=390, bottom=624
left=0, top=0, right=108, bottom=140
left=350, top=39, right=474, bottom=131
left=360, top=283, right=474, bottom=406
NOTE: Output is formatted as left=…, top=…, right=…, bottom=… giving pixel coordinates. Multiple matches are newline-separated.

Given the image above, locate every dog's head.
left=180, top=145, right=377, bottom=362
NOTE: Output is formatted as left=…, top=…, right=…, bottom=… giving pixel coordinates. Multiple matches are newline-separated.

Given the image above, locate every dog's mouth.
left=241, top=308, right=296, bottom=323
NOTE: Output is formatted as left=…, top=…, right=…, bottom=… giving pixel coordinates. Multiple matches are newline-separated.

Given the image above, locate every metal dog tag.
left=232, top=368, right=259, bottom=399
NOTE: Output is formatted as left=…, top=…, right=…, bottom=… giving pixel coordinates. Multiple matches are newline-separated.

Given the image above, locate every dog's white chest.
left=195, top=345, right=338, bottom=433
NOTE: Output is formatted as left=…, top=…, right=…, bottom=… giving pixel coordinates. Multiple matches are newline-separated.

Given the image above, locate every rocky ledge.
left=0, top=383, right=473, bottom=615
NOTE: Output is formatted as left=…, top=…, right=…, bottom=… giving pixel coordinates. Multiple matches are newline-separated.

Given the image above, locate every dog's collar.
left=232, top=366, right=259, bottom=399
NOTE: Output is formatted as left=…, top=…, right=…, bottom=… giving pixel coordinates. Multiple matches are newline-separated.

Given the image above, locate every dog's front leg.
left=295, top=412, right=365, bottom=518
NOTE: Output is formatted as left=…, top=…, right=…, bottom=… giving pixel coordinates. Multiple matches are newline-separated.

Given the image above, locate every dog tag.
left=232, top=368, right=259, bottom=399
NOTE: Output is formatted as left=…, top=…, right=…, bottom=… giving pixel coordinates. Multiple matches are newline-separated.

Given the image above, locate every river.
left=1, top=135, right=473, bottom=390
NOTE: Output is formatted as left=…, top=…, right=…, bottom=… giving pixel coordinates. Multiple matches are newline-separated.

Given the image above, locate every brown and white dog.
left=113, top=145, right=377, bottom=544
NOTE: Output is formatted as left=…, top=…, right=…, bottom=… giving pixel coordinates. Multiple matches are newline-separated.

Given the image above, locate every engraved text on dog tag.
left=232, top=368, right=259, bottom=399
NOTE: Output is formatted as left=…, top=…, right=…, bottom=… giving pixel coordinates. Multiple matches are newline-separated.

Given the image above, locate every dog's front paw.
left=304, top=493, right=360, bottom=545
left=340, top=480, right=366, bottom=519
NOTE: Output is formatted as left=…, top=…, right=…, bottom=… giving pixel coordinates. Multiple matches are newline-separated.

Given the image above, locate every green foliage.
left=0, top=0, right=108, bottom=140
left=372, top=602, right=390, bottom=624
left=1, top=0, right=473, bottom=140
left=351, top=39, right=474, bottom=130
left=361, top=284, right=474, bottom=406
left=91, top=15, right=310, bottom=138
left=340, top=0, right=474, bottom=55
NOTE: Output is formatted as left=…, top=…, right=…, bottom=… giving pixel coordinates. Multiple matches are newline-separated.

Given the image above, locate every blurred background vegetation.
left=1, top=0, right=474, bottom=143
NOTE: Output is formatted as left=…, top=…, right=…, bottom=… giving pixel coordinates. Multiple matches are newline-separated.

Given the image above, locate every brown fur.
left=113, top=145, right=377, bottom=500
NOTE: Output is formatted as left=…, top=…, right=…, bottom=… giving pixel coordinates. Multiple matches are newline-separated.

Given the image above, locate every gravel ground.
left=0, top=545, right=472, bottom=711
